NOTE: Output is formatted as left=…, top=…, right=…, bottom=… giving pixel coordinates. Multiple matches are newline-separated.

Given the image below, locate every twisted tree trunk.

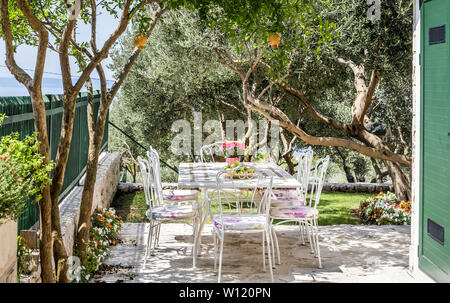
left=75, top=4, right=167, bottom=266
left=1, top=0, right=55, bottom=282
left=334, top=147, right=356, bottom=183
left=76, top=78, right=109, bottom=266
left=30, top=92, right=55, bottom=283
left=384, top=160, right=411, bottom=201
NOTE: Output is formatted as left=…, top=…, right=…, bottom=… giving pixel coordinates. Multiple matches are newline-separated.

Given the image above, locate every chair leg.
left=298, top=221, right=306, bottom=245
left=264, top=230, right=274, bottom=282
left=262, top=232, right=266, bottom=272
left=313, top=217, right=322, bottom=268
left=157, top=223, right=162, bottom=247
left=308, top=219, right=317, bottom=255
left=144, top=221, right=154, bottom=265
left=305, top=220, right=314, bottom=254
left=218, top=233, right=224, bottom=283
left=192, top=218, right=199, bottom=268
left=151, top=225, right=156, bottom=256
left=213, top=231, right=218, bottom=272
left=268, top=228, right=275, bottom=267
left=271, top=227, right=281, bottom=265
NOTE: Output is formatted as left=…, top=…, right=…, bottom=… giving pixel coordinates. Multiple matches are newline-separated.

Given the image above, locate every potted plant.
left=220, top=141, right=245, bottom=164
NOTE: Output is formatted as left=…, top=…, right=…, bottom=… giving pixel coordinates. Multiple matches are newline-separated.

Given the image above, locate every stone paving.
left=90, top=223, right=434, bottom=283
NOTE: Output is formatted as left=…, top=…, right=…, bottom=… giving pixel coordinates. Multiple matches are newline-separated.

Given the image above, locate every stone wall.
left=117, top=182, right=393, bottom=194
left=321, top=182, right=393, bottom=193
left=0, top=220, right=17, bottom=283
left=21, top=151, right=121, bottom=283
left=58, top=151, right=121, bottom=257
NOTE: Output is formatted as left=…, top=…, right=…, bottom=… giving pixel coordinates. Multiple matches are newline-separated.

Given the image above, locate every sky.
left=0, top=7, right=121, bottom=96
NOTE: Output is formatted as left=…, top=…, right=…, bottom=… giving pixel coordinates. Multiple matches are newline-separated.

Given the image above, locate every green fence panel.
left=0, top=91, right=107, bottom=231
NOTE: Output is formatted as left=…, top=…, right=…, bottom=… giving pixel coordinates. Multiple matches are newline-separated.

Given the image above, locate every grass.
left=316, top=192, right=372, bottom=225
left=111, top=191, right=149, bottom=223
left=111, top=191, right=373, bottom=226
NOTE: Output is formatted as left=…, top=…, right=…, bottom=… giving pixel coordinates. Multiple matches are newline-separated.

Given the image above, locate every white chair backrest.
left=147, top=148, right=163, bottom=193
left=308, top=155, right=330, bottom=209
left=261, top=174, right=274, bottom=218
left=200, top=142, right=226, bottom=163
left=137, top=156, right=157, bottom=208
left=146, top=148, right=164, bottom=204
left=296, top=147, right=314, bottom=199
left=207, top=164, right=263, bottom=225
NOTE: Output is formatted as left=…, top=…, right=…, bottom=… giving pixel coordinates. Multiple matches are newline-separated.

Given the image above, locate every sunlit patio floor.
left=90, top=223, right=434, bottom=283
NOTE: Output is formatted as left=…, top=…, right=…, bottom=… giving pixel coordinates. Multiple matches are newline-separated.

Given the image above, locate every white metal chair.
left=138, top=150, right=200, bottom=267
left=199, top=142, right=227, bottom=163
left=199, top=141, right=245, bottom=163
left=267, top=147, right=314, bottom=204
left=269, top=155, right=330, bottom=268
left=260, top=148, right=313, bottom=252
left=206, top=164, right=274, bottom=282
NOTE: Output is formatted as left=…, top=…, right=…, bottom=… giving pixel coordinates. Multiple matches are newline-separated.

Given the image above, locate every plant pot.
left=226, top=157, right=240, bottom=164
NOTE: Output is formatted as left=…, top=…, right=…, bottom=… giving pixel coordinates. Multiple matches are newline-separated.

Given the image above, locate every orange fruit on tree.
left=134, top=34, right=147, bottom=50
left=268, top=33, right=281, bottom=48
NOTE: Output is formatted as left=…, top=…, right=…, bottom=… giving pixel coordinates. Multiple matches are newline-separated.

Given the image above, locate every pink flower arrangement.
left=221, top=141, right=245, bottom=162
left=226, top=157, right=239, bottom=164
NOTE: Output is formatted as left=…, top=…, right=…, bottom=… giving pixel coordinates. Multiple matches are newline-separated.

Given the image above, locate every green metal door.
left=420, top=0, right=450, bottom=282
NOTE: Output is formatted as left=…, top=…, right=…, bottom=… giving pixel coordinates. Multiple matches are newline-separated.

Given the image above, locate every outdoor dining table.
left=177, top=161, right=302, bottom=267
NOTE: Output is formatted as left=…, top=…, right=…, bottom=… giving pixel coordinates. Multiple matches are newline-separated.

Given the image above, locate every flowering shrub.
left=0, top=115, right=53, bottom=221
left=72, top=208, right=123, bottom=282
left=359, top=192, right=411, bottom=225
left=17, top=236, right=33, bottom=282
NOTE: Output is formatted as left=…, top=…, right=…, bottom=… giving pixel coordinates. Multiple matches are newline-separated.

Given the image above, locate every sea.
left=0, top=77, right=114, bottom=97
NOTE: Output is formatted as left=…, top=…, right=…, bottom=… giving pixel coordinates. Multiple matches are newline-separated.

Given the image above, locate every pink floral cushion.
left=162, top=189, right=198, bottom=201
left=270, top=206, right=318, bottom=219
left=272, top=189, right=299, bottom=196
left=213, top=214, right=267, bottom=231
left=147, top=205, right=196, bottom=219
left=270, top=199, right=307, bottom=208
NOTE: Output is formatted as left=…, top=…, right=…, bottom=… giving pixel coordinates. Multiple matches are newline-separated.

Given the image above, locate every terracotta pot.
left=226, top=157, right=240, bottom=164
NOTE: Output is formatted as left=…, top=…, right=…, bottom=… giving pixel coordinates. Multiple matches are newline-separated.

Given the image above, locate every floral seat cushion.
left=271, top=189, right=299, bottom=196
left=270, top=198, right=307, bottom=208
left=213, top=214, right=267, bottom=231
left=206, top=188, right=245, bottom=195
left=261, top=188, right=306, bottom=200
left=147, top=205, right=196, bottom=220
left=270, top=206, right=318, bottom=219
left=162, top=189, right=198, bottom=201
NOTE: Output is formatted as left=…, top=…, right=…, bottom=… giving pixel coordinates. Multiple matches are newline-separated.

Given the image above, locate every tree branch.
left=107, top=5, right=168, bottom=101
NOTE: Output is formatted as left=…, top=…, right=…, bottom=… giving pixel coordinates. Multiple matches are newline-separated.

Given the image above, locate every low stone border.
left=321, top=182, right=393, bottom=193
left=117, top=182, right=393, bottom=193
left=21, top=152, right=121, bottom=283
left=118, top=182, right=178, bottom=193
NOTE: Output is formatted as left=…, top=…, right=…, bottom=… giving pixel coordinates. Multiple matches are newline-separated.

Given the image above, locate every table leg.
left=194, top=188, right=209, bottom=264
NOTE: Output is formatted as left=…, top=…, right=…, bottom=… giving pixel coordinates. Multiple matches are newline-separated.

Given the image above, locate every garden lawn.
left=111, top=191, right=373, bottom=226
left=316, top=192, right=372, bottom=225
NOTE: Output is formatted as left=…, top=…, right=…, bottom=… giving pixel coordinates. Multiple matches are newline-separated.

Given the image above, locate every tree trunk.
left=370, top=171, right=389, bottom=183
left=51, top=201, right=69, bottom=282
left=370, top=158, right=384, bottom=183
left=283, top=153, right=296, bottom=175
left=334, top=147, right=355, bottom=183
left=30, top=92, right=55, bottom=283
left=76, top=81, right=109, bottom=266
left=49, top=94, right=77, bottom=282
left=384, top=160, right=411, bottom=201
